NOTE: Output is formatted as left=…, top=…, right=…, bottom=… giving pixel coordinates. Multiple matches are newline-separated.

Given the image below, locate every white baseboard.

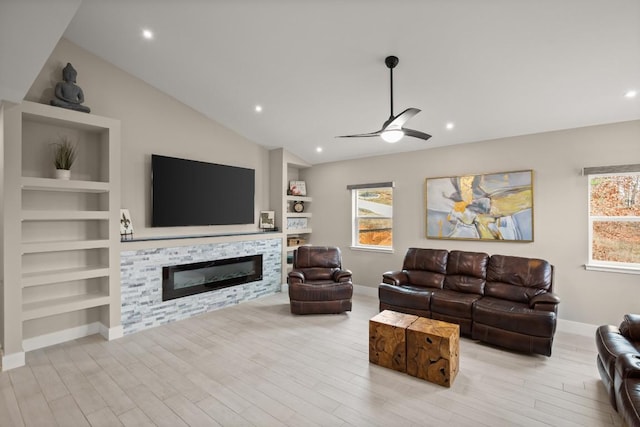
left=557, top=318, right=597, bottom=337
left=100, top=324, right=123, bottom=341
left=354, top=284, right=378, bottom=297
left=1, top=351, right=25, bottom=371
left=23, top=322, right=101, bottom=352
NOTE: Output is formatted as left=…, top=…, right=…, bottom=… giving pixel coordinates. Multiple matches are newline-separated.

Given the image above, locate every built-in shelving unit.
left=269, top=148, right=312, bottom=283
left=1, top=100, right=121, bottom=369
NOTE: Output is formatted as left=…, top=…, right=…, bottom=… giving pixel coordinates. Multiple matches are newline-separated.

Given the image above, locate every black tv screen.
left=152, top=154, right=255, bottom=227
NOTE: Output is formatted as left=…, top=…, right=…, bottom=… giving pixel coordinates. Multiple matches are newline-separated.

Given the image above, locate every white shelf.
left=22, top=266, right=110, bottom=288
left=22, top=293, right=110, bottom=321
left=286, top=195, right=312, bottom=202
left=22, top=239, right=110, bottom=254
left=22, top=177, right=109, bottom=193
left=286, top=212, right=312, bottom=218
left=22, top=210, right=109, bottom=221
left=286, top=228, right=312, bottom=235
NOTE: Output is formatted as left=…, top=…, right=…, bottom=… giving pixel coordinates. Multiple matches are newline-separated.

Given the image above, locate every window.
left=347, top=182, right=394, bottom=251
left=587, top=168, right=640, bottom=273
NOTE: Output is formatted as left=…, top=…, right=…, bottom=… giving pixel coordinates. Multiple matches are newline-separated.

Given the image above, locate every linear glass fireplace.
left=162, top=254, right=263, bottom=301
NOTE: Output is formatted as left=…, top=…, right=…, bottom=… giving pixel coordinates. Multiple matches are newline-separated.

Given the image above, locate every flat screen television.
left=152, top=154, right=255, bottom=227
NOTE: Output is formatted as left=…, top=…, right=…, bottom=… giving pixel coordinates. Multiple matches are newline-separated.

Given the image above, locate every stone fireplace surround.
left=120, top=236, right=281, bottom=335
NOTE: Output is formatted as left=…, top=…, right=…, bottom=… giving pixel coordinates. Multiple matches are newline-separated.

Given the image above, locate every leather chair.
left=596, top=313, right=640, bottom=425
left=287, top=246, right=353, bottom=314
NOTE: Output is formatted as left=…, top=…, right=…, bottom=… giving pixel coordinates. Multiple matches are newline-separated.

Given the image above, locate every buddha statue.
left=50, top=63, right=91, bottom=113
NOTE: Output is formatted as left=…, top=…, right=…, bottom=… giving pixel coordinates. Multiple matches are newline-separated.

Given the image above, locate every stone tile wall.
left=120, top=238, right=281, bottom=334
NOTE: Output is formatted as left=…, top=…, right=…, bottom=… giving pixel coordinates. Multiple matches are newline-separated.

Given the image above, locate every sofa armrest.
left=287, top=270, right=305, bottom=285
left=382, top=270, right=408, bottom=286
left=333, top=269, right=353, bottom=283
left=620, top=314, right=640, bottom=341
left=529, top=292, right=560, bottom=310
left=616, top=353, right=640, bottom=382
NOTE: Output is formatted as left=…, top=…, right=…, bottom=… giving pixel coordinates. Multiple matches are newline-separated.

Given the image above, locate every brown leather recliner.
left=287, top=246, right=353, bottom=314
left=596, top=314, right=640, bottom=426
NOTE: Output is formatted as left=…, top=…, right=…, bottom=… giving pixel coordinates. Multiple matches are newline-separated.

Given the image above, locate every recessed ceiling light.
left=316, top=147, right=323, bottom=153
left=142, top=29, right=154, bottom=40
left=624, top=90, right=637, bottom=98
left=446, top=122, right=455, bottom=130
left=254, top=105, right=263, bottom=113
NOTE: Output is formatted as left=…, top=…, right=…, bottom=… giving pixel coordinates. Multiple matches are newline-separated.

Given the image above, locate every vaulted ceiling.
left=3, top=0, right=640, bottom=164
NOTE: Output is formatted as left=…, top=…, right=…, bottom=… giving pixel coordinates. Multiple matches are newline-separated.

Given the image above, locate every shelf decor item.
left=50, top=62, right=91, bottom=113
left=287, top=217, right=308, bottom=230
left=293, top=200, right=305, bottom=213
left=51, top=136, right=77, bottom=180
left=120, top=209, right=134, bottom=240
left=289, top=180, right=307, bottom=196
left=259, top=210, right=275, bottom=229
left=425, top=169, right=533, bottom=242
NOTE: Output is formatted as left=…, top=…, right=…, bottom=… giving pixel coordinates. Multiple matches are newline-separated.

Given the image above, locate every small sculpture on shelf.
left=120, top=209, right=134, bottom=241
left=50, top=63, right=91, bottom=113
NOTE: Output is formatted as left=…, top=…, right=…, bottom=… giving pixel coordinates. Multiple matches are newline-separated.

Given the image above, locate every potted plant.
left=51, top=136, right=77, bottom=180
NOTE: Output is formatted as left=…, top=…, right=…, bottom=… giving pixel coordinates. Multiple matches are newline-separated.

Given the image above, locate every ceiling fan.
left=337, top=55, right=432, bottom=143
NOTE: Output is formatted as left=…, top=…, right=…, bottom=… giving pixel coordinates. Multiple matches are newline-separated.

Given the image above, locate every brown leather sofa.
left=287, top=246, right=353, bottom=314
left=596, top=314, right=640, bottom=426
left=379, top=248, right=559, bottom=356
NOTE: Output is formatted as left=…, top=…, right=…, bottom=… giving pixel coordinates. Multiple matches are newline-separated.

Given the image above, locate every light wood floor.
left=0, top=287, right=622, bottom=427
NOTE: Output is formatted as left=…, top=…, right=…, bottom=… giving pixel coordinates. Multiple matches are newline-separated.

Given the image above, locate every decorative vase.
left=55, top=169, right=70, bottom=180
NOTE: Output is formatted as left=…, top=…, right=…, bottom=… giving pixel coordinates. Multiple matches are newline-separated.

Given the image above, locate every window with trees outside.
left=348, top=182, right=394, bottom=251
left=587, top=167, right=640, bottom=273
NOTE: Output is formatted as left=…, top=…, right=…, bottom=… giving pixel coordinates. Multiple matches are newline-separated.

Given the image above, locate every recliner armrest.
left=288, top=270, right=305, bottom=284
left=529, top=291, right=560, bottom=309
left=382, top=270, right=408, bottom=286
left=620, top=314, right=640, bottom=341
left=616, top=353, right=640, bottom=381
left=333, top=269, right=352, bottom=282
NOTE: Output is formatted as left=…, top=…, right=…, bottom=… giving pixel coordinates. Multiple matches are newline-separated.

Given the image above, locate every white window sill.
left=350, top=245, right=394, bottom=254
left=584, top=263, right=640, bottom=275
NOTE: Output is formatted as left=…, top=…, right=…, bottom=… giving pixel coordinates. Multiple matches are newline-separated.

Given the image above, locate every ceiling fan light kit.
left=337, top=55, right=432, bottom=143
left=381, top=130, right=404, bottom=143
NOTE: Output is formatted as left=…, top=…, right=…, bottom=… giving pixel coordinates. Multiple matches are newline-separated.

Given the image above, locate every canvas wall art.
left=425, top=170, right=533, bottom=241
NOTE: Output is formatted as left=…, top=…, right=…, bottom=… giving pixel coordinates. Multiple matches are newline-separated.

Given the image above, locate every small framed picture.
left=259, top=210, right=275, bottom=229
left=289, top=180, right=307, bottom=196
left=120, top=209, right=134, bottom=240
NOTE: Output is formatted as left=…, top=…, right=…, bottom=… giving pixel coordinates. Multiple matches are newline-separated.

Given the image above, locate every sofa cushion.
left=402, top=248, right=448, bottom=273
left=379, top=283, right=432, bottom=311
left=473, top=296, right=556, bottom=337
left=405, top=270, right=446, bottom=289
left=431, top=289, right=481, bottom=319
left=289, top=281, right=353, bottom=302
left=443, top=250, right=489, bottom=295
left=485, top=254, right=553, bottom=303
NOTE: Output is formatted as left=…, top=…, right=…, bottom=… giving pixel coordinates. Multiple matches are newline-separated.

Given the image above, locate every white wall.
left=302, top=120, right=640, bottom=326
left=25, top=38, right=270, bottom=239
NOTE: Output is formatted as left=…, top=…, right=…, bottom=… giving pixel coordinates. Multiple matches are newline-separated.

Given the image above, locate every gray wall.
left=25, top=38, right=270, bottom=239
left=302, top=121, right=640, bottom=326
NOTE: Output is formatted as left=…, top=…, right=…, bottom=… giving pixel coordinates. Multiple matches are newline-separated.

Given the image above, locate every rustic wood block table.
left=369, top=310, right=418, bottom=372
left=406, top=316, right=460, bottom=387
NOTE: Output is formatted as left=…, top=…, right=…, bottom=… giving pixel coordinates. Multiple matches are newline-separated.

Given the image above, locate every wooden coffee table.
left=406, top=317, right=459, bottom=387
left=369, top=310, right=460, bottom=387
left=369, top=310, right=418, bottom=372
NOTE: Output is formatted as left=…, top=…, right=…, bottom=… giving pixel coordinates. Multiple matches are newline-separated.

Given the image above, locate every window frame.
left=586, top=169, right=640, bottom=274
left=348, top=182, right=394, bottom=253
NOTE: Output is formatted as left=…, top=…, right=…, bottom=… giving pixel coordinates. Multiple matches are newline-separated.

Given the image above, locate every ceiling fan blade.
left=403, top=128, right=432, bottom=141
left=335, top=130, right=383, bottom=138
left=384, top=107, right=421, bottom=130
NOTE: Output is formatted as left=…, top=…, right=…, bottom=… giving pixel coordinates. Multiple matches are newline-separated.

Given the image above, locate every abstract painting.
left=425, top=170, right=533, bottom=241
